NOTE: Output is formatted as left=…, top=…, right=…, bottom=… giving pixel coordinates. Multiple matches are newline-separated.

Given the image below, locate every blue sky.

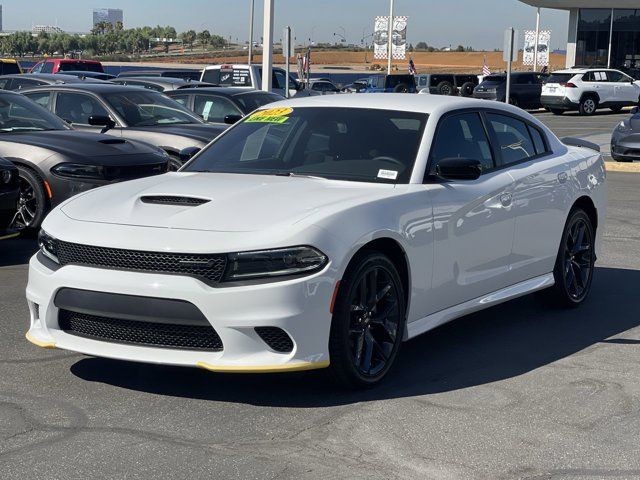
left=4, top=0, right=569, bottom=51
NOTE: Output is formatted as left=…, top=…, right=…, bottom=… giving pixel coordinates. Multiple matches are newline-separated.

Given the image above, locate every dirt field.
left=151, top=50, right=566, bottom=74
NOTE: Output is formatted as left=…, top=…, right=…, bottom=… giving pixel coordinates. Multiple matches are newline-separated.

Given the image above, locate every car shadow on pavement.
left=70, top=266, right=640, bottom=407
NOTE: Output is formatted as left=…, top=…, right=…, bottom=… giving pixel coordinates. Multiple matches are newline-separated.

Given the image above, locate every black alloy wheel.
left=10, top=166, right=47, bottom=232
left=329, top=252, right=406, bottom=388
left=547, top=209, right=595, bottom=307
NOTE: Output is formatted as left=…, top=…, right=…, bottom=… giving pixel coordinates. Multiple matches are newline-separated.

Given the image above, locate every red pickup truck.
left=30, top=59, right=104, bottom=74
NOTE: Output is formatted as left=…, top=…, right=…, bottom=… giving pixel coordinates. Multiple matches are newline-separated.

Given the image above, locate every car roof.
left=114, top=76, right=197, bottom=84
left=553, top=68, right=622, bottom=74
left=1, top=73, right=107, bottom=83
left=167, top=87, right=276, bottom=96
left=20, top=83, right=145, bottom=93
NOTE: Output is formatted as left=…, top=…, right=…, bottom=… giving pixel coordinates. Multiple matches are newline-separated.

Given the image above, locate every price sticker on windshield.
left=377, top=169, right=399, bottom=180
left=246, top=107, right=294, bottom=124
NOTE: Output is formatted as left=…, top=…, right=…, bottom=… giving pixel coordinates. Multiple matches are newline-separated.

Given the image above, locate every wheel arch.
left=580, top=91, right=600, bottom=104
left=572, top=195, right=598, bottom=232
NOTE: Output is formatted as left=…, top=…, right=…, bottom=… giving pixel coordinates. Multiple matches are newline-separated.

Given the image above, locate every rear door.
left=426, top=111, right=516, bottom=312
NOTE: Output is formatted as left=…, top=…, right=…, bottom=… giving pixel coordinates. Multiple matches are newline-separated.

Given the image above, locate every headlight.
left=223, top=246, right=328, bottom=281
left=1, top=170, right=12, bottom=184
left=617, top=121, right=633, bottom=133
left=38, top=230, right=59, bottom=264
left=51, top=163, right=105, bottom=180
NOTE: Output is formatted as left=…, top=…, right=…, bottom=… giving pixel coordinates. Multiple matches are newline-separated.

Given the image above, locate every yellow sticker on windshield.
left=246, top=107, right=293, bottom=124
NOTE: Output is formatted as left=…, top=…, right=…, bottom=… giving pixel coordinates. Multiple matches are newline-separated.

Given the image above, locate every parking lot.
left=0, top=110, right=638, bottom=479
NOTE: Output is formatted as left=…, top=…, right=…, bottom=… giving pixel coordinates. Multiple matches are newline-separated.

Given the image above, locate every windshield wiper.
left=274, top=172, right=325, bottom=180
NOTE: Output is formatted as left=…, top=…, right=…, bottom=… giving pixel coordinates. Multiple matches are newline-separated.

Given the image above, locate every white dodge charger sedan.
left=26, top=95, right=606, bottom=387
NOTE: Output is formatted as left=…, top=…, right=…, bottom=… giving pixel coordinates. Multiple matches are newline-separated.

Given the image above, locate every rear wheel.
left=545, top=209, right=595, bottom=307
left=10, top=165, right=48, bottom=233
left=459, top=82, right=476, bottom=97
left=579, top=96, right=598, bottom=116
left=328, top=252, right=406, bottom=388
left=436, top=81, right=454, bottom=96
left=393, top=83, right=409, bottom=93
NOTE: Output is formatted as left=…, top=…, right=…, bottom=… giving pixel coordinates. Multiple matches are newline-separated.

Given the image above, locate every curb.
left=605, top=162, right=640, bottom=173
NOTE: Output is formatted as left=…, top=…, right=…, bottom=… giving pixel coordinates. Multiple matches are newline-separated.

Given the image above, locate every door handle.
left=499, top=192, right=512, bottom=207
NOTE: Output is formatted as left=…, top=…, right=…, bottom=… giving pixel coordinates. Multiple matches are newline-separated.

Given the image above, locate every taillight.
left=561, top=82, right=577, bottom=88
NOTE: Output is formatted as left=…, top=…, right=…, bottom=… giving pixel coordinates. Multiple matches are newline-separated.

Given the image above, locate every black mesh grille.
left=255, top=327, right=294, bottom=353
left=59, top=309, right=223, bottom=351
left=56, top=240, right=227, bottom=284
left=140, top=196, right=210, bottom=206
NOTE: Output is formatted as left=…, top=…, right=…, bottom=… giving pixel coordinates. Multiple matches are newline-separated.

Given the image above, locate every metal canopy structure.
left=519, top=0, right=640, bottom=8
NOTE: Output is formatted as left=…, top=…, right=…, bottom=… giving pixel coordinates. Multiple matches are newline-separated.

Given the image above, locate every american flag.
left=482, top=57, right=491, bottom=76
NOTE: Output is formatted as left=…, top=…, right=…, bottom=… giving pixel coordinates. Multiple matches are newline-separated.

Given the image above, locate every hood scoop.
left=98, top=138, right=127, bottom=144
left=140, top=195, right=211, bottom=207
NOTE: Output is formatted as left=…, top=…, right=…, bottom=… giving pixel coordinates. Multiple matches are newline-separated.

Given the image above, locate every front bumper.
left=540, top=95, right=577, bottom=110
left=26, top=253, right=334, bottom=372
left=611, top=133, right=640, bottom=161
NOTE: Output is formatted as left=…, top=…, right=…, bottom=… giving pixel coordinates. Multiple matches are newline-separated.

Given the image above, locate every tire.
left=550, top=108, right=564, bottom=115
left=544, top=209, right=596, bottom=308
left=328, top=251, right=406, bottom=388
left=436, top=81, right=454, bottom=96
left=167, top=154, right=182, bottom=172
left=11, top=165, right=48, bottom=233
left=610, top=106, right=623, bottom=113
left=393, top=83, right=409, bottom=93
left=459, top=81, right=475, bottom=97
left=579, top=96, right=598, bottom=116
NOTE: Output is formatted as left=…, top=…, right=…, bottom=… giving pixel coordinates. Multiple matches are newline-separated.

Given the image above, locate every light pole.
left=248, top=0, right=255, bottom=64
left=533, top=7, right=540, bottom=71
left=387, top=0, right=394, bottom=74
left=261, top=0, right=274, bottom=91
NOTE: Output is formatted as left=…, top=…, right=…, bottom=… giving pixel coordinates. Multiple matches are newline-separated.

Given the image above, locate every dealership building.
left=520, top=1, right=640, bottom=69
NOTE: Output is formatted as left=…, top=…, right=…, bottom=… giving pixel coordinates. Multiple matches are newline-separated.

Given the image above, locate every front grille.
left=255, top=327, right=294, bottom=353
left=140, top=196, right=210, bottom=206
left=103, top=162, right=169, bottom=181
left=59, top=309, right=223, bottom=351
left=56, top=240, right=227, bottom=284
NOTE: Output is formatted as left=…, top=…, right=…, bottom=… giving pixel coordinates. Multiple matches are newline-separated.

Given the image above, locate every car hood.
left=128, top=124, right=227, bottom=143
left=1, top=130, right=161, bottom=159
left=60, top=172, right=395, bottom=232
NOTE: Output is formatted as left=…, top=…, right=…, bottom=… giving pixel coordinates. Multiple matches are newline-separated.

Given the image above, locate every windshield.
left=0, top=94, right=67, bottom=132
left=184, top=107, right=427, bottom=184
left=234, top=92, right=283, bottom=112
left=103, top=90, right=202, bottom=127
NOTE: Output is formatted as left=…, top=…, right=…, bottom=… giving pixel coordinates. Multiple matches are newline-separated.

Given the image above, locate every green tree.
left=415, top=41, right=429, bottom=51
left=181, top=30, right=197, bottom=50
left=197, top=30, right=211, bottom=48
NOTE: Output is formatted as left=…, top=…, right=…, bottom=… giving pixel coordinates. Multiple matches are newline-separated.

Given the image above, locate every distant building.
left=92, top=8, right=123, bottom=29
left=33, top=25, right=64, bottom=34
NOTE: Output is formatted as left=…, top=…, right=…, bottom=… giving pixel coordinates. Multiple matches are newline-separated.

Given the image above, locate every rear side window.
left=486, top=113, right=537, bottom=165
left=430, top=112, right=494, bottom=173
left=170, top=94, right=189, bottom=106
left=528, top=125, right=548, bottom=156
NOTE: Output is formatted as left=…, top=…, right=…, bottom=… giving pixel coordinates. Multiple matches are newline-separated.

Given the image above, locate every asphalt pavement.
left=1, top=119, right=640, bottom=478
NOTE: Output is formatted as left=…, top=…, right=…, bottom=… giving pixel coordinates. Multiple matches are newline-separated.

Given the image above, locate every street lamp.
left=248, top=0, right=255, bottom=63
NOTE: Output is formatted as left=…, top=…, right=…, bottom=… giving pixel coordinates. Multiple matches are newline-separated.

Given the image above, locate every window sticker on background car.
left=377, top=169, right=398, bottom=180
left=246, top=107, right=294, bottom=124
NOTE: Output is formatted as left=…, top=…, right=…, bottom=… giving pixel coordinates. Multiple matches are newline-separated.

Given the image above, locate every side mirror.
left=435, top=158, right=482, bottom=181
left=631, top=106, right=639, bottom=115
left=179, top=146, right=201, bottom=162
left=88, top=115, right=116, bottom=133
left=224, top=114, right=242, bottom=125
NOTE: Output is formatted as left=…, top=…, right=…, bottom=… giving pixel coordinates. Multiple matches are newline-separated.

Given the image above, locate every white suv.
left=541, top=68, right=640, bottom=116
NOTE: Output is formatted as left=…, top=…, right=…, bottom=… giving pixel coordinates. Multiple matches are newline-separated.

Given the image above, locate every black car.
left=0, top=157, right=19, bottom=240
left=0, top=91, right=170, bottom=231
left=0, top=73, right=107, bottom=91
left=21, top=83, right=227, bottom=170
left=473, top=72, right=549, bottom=109
left=110, top=76, right=216, bottom=92
left=117, top=69, right=202, bottom=81
left=58, top=71, right=117, bottom=81
left=166, top=87, right=284, bottom=124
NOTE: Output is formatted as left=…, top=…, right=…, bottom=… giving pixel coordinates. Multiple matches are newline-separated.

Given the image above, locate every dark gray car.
left=0, top=73, right=107, bottom=91
left=611, top=107, right=640, bottom=162
left=473, top=72, right=548, bottom=109
left=21, top=83, right=226, bottom=170
left=0, top=90, right=170, bottom=231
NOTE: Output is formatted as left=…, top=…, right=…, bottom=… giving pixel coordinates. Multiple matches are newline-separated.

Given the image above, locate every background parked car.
left=0, top=73, right=107, bottom=91
left=58, top=71, right=117, bottom=81
left=21, top=83, right=226, bottom=170
left=117, top=69, right=202, bottom=81
left=611, top=107, right=640, bottom=162
left=341, top=79, right=368, bottom=93
left=362, top=74, right=417, bottom=93
left=415, top=73, right=479, bottom=96
left=308, top=79, right=341, bottom=94
left=541, top=68, right=640, bottom=116
left=0, top=91, right=170, bottom=231
left=166, top=87, right=284, bottom=124
left=474, top=72, right=548, bottom=109
left=0, top=59, right=22, bottom=75
left=111, top=76, right=216, bottom=92
left=0, top=157, right=19, bottom=240
left=30, top=58, right=104, bottom=74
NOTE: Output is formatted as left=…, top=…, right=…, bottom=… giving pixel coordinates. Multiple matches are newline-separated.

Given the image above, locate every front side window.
left=103, top=90, right=201, bottom=127
left=429, top=112, right=494, bottom=173
left=170, top=94, right=189, bottom=106
left=606, top=70, right=632, bottom=82
left=487, top=113, right=536, bottom=165
left=12, top=78, right=43, bottom=90
left=184, top=107, right=427, bottom=184
left=234, top=92, right=283, bottom=113
left=54, top=93, right=110, bottom=125
left=193, top=95, right=242, bottom=123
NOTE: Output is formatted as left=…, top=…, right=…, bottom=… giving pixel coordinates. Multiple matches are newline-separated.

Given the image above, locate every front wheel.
left=10, top=165, right=48, bottom=232
left=546, top=209, right=595, bottom=307
left=328, top=252, right=406, bottom=388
